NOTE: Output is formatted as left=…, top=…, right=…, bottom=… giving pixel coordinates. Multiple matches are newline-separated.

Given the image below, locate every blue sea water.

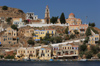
left=0, top=61, right=100, bottom=66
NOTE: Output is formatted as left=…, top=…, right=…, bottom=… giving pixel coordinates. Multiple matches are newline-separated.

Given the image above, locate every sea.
left=0, top=61, right=100, bottom=66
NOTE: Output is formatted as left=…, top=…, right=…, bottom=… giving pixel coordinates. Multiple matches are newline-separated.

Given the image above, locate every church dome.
left=69, top=13, right=75, bottom=18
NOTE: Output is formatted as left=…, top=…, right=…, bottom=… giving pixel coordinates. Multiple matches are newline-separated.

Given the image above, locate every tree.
left=79, top=44, right=87, bottom=52
left=24, top=20, right=29, bottom=24
left=11, top=25, right=18, bottom=30
left=74, top=30, right=79, bottom=34
left=50, top=16, right=58, bottom=24
left=32, top=32, right=36, bottom=36
left=2, top=6, right=8, bottom=10
left=27, top=40, right=35, bottom=45
left=6, top=17, right=12, bottom=24
left=89, top=23, right=95, bottom=27
left=85, top=27, right=91, bottom=36
left=5, top=55, right=15, bottom=59
left=0, top=55, right=4, bottom=59
left=70, top=34, right=75, bottom=39
left=90, top=45, right=100, bottom=54
left=85, top=51, right=93, bottom=59
left=60, top=13, right=66, bottom=24
left=65, top=27, right=69, bottom=34
left=54, top=36, right=62, bottom=43
left=84, top=37, right=89, bottom=44
left=97, top=53, right=100, bottom=59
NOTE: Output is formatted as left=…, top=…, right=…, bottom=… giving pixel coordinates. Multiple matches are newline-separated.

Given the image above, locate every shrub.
left=97, top=53, right=100, bottom=59
left=85, top=51, right=93, bottom=59
left=27, top=40, right=35, bottom=45
left=2, top=6, right=8, bottom=10
left=5, top=55, right=14, bottom=59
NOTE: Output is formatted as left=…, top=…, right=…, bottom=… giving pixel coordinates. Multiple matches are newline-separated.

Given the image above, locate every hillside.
left=0, top=6, right=25, bottom=20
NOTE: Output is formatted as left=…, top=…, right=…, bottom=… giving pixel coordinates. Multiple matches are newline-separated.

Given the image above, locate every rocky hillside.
left=0, top=6, right=25, bottom=20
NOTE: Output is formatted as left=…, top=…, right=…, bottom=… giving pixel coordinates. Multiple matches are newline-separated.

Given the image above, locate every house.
left=88, top=30, right=99, bottom=44
left=33, top=29, right=55, bottom=41
left=15, top=47, right=37, bottom=60
left=79, top=24, right=88, bottom=35
left=38, top=47, right=52, bottom=60
left=1, top=27, right=18, bottom=45
left=53, top=44, right=79, bottom=59
left=69, top=25, right=79, bottom=34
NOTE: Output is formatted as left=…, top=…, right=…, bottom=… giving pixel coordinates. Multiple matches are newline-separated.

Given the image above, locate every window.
left=48, top=54, right=49, bottom=56
left=65, top=47, right=66, bottom=49
left=47, top=31, right=49, bottom=33
left=68, top=47, right=69, bottom=49
left=33, top=51, right=34, bottom=53
left=52, top=31, right=53, bottom=34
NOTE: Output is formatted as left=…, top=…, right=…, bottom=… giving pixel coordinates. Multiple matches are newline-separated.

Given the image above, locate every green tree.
left=50, top=16, right=58, bottom=24
left=85, top=27, right=91, bottom=36
left=0, top=55, right=4, bottom=59
left=2, top=6, right=8, bottom=10
left=5, top=55, right=15, bottom=59
left=27, top=40, right=35, bottom=45
left=65, top=27, right=69, bottom=34
left=60, top=13, right=66, bottom=24
left=89, top=23, right=95, bottom=27
left=6, top=17, right=12, bottom=24
left=11, top=25, right=18, bottom=30
left=54, top=36, right=62, bottom=43
left=85, top=51, right=93, bottom=59
left=84, top=37, right=89, bottom=44
left=97, top=53, right=100, bottom=59
left=32, top=32, right=36, bottom=36
left=79, top=44, right=87, bottom=52
left=70, top=34, right=75, bottom=39
left=74, top=30, right=79, bottom=34
left=90, top=45, right=100, bottom=54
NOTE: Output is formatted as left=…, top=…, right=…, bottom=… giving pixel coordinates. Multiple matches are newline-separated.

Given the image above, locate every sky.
left=0, top=0, right=100, bottom=28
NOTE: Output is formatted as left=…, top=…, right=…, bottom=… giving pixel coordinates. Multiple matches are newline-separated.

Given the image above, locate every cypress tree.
left=60, top=13, right=66, bottom=24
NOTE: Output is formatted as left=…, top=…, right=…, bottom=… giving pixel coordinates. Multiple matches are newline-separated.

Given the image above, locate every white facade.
left=13, top=18, right=22, bottom=25
left=26, top=12, right=38, bottom=20
left=17, top=22, right=25, bottom=28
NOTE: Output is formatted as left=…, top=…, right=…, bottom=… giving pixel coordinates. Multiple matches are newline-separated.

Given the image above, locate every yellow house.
left=15, top=47, right=37, bottom=60
left=88, top=30, right=99, bottom=44
left=38, top=47, right=52, bottom=60
left=69, top=25, right=79, bottom=34
left=33, top=29, right=55, bottom=41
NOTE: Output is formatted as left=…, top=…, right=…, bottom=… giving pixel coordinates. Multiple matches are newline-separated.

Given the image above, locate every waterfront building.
left=33, top=29, right=55, bottom=41
left=53, top=44, right=79, bottom=59
left=38, top=46, right=52, bottom=60
left=1, top=27, right=18, bottom=45
left=15, top=47, right=37, bottom=60
left=88, top=30, right=99, bottom=44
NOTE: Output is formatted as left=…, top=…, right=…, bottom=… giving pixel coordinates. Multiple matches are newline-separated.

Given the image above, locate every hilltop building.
left=57, top=13, right=82, bottom=25
left=44, top=5, right=50, bottom=24
left=26, top=12, right=38, bottom=20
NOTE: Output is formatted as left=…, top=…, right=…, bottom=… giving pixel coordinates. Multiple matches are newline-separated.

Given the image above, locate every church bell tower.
left=44, top=5, right=50, bottom=24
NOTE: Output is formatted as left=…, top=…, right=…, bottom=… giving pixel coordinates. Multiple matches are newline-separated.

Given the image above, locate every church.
left=57, top=13, right=82, bottom=26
